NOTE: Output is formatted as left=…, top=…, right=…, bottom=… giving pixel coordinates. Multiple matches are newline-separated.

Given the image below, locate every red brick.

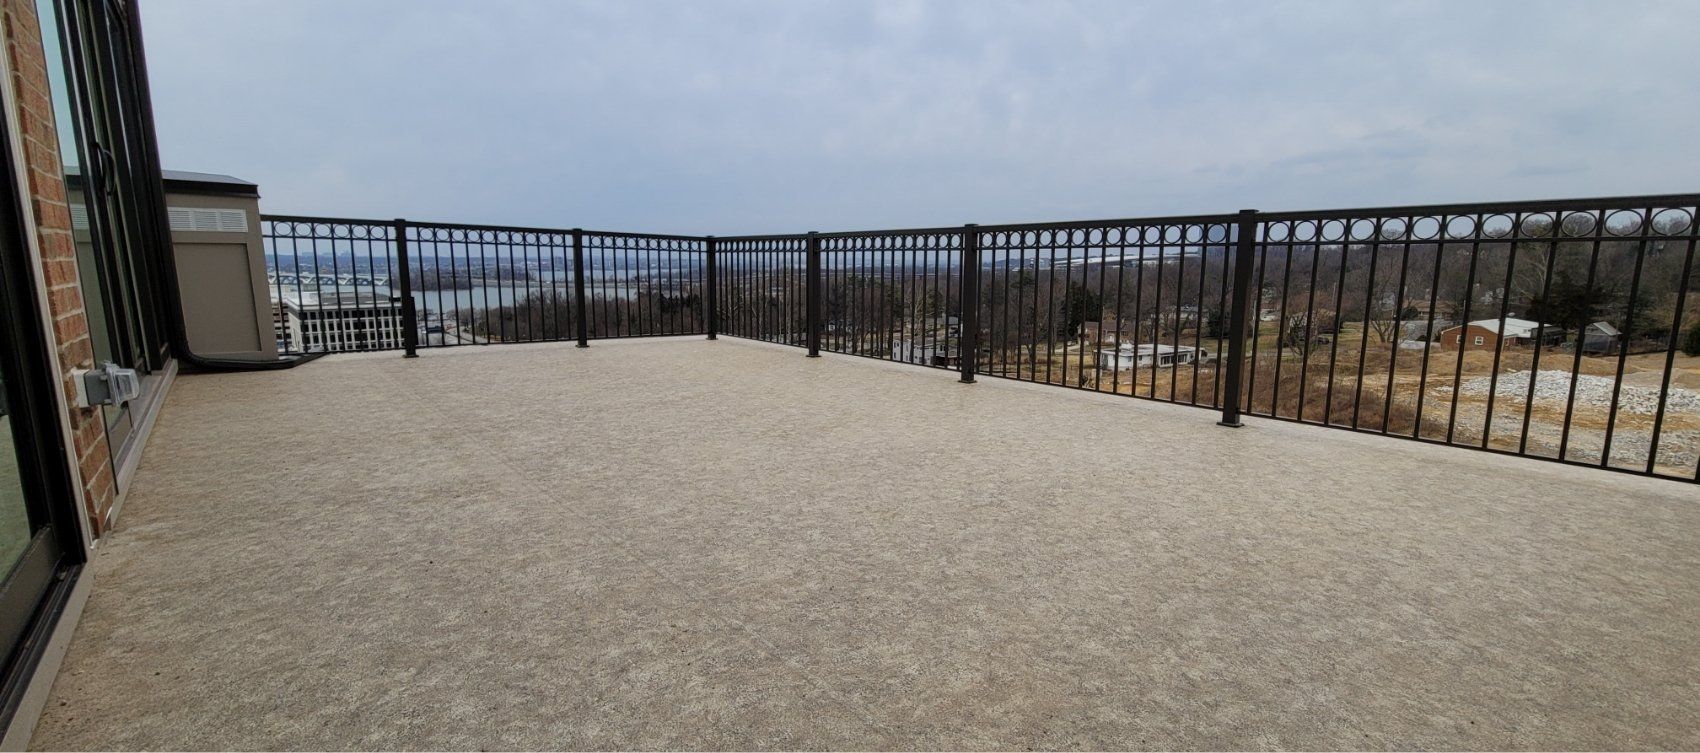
left=26, top=163, right=65, bottom=203
left=40, top=258, right=77, bottom=286
left=31, top=195, right=67, bottom=229
left=45, top=283, right=79, bottom=314
left=37, top=231, right=73, bottom=260
left=50, top=310, right=85, bottom=343
left=56, top=334, right=91, bottom=369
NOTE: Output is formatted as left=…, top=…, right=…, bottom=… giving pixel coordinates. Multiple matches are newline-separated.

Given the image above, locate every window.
left=1473, top=336, right=1484, bottom=346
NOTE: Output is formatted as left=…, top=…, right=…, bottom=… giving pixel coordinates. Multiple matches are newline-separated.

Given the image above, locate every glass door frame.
left=0, top=71, right=90, bottom=731
left=40, top=0, right=174, bottom=459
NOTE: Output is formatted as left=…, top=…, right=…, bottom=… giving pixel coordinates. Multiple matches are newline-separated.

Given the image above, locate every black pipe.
left=124, top=3, right=319, bottom=371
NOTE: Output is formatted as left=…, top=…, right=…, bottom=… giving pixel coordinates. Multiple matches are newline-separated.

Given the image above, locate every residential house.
left=1581, top=321, right=1622, bottom=354
left=1437, top=317, right=1561, bottom=351
left=892, top=337, right=960, bottom=367
left=1096, top=342, right=1211, bottom=371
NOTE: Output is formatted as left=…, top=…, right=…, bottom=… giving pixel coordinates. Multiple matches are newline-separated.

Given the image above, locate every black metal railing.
left=818, top=228, right=964, bottom=369
left=711, top=235, right=807, bottom=346
left=975, top=215, right=1242, bottom=406
left=403, top=221, right=577, bottom=349
left=262, top=193, right=1700, bottom=482
left=578, top=231, right=707, bottom=340
left=263, top=216, right=405, bottom=355
left=261, top=217, right=706, bottom=356
left=1238, top=198, right=1700, bottom=477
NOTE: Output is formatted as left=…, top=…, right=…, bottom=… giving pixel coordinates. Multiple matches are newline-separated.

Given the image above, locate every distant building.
left=1082, top=320, right=1129, bottom=346
left=1437, top=317, right=1560, bottom=352
left=1581, top=321, right=1622, bottom=354
left=1096, top=342, right=1211, bottom=371
left=277, top=291, right=405, bottom=352
left=892, top=337, right=960, bottom=367
left=271, top=300, right=291, bottom=352
left=1401, top=318, right=1458, bottom=342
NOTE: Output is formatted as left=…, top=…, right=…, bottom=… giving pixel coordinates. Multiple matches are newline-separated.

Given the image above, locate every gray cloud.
left=139, top=0, right=1698, bottom=234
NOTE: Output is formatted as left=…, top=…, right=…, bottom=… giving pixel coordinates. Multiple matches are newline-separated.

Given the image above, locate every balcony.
left=27, top=337, right=1700, bottom=750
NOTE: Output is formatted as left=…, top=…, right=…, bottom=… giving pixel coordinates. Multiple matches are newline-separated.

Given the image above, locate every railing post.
left=958, top=224, right=980, bottom=383
left=571, top=228, right=589, bottom=347
left=806, top=231, right=821, bottom=357
left=705, top=236, right=718, bottom=340
left=1218, top=209, right=1258, bottom=427
left=393, top=218, right=419, bottom=358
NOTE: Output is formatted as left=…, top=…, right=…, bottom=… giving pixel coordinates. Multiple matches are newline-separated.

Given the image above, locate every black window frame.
left=0, top=76, right=90, bottom=734
left=41, top=0, right=178, bottom=464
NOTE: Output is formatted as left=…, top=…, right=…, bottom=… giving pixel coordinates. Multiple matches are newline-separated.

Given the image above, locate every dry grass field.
left=980, top=325, right=1700, bottom=476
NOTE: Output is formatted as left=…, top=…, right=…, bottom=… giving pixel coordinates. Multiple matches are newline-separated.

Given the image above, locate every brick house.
left=1437, top=317, right=1560, bottom=351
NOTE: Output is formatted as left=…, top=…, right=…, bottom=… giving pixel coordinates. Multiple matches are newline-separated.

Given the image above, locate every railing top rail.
left=410, top=219, right=706, bottom=242
left=261, top=214, right=711, bottom=243
left=716, top=214, right=1250, bottom=241
left=817, top=225, right=969, bottom=240
left=262, top=213, right=394, bottom=227
left=265, top=192, right=1700, bottom=246
left=711, top=232, right=813, bottom=243
left=576, top=229, right=710, bottom=243
left=717, top=225, right=976, bottom=242
left=1254, top=192, right=1700, bottom=222
left=976, top=212, right=1244, bottom=233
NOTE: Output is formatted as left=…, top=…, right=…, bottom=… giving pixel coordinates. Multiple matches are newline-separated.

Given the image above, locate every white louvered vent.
left=70, top=204, right=89, bottom=231
left=167, top=206, right=249, bottom=233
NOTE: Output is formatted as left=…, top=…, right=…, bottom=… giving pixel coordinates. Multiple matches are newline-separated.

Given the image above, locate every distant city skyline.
left=142, top=0, right=1697, bottom=235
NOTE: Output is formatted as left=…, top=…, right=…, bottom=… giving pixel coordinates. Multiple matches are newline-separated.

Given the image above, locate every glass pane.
left=38, top=0, right=77, bottom=171
left=37, top=0, right=125, bottom=437
left=82, top=2, right=151, bottom=372
left=0, top=313, right=39, bottom=575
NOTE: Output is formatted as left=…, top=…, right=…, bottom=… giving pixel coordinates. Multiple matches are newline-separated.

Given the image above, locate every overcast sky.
left=138, top=0, right=1694, bottom=235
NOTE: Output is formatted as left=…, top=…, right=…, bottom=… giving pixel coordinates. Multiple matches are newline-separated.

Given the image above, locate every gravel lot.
left=1431, top=369, right=1700, bottom=472
left=1451, top=369, right=1700, bottom=415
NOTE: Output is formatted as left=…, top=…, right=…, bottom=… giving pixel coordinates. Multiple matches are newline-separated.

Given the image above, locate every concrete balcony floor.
left=29, top=338, right=1700, bottom=750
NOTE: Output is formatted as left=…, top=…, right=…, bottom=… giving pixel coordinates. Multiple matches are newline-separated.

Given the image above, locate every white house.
left=892, top=337, right=960, bottom=367
left=1096, top=342, right=1211, bottom=371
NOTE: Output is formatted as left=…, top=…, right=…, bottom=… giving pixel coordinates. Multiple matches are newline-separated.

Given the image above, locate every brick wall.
left=1438, top=323, right=1506, bottom=352
left=3, top=0, right=117, bottom=536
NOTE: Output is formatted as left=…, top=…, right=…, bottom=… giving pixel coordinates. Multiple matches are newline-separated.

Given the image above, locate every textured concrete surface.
left=29, top=337, right=1700, bottom=751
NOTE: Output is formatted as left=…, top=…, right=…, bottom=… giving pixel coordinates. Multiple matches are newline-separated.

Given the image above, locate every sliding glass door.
left=0, top=271, right=69, bottom=678
left=38, top=0, right=169, bottom=458
left=0, top=78, right=83, bottom=728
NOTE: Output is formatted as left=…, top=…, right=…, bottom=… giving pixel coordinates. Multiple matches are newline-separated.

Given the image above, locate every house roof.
left=1588, top=321, right=1621, bottom=336
left=1463, top=317, right=1546, bottom=338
